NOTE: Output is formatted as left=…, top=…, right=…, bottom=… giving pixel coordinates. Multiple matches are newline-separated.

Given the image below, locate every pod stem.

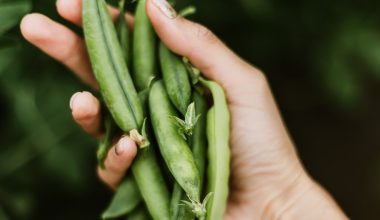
left=179, top=6, right=197, bottom=17
left=129, top=118, right=150, bottom=148
left=181, top=192, right=213, bottom=219
left=169, top=102, right=200, bottom=140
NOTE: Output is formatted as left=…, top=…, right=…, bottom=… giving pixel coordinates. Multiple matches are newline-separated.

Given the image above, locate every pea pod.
left=171, top=183, right=194, bottom=220
left=97, top=111, right=118, bottom=169
left=170, top=183, right=183, bottom=220
left=102, top=175, right=141, bottom=219
left=132, top=149, right=170, bottom=220
left=149, top=81, right=204, bottom=217
left=200, top=79, right=230, bottom=220
left=82, top=1, right=170, bottom=219
left=190, top=91, right=208, bottom=187
left=116, top=0, right=131, bottom=66
left=179, top=91, right=208, bottom=220
left=83, top=0, right=143, bottom=131
left=171, top=91, right=208, bottom=220
left=133, top=0, right=156, bottom=91
left=176, top=208, right=193, bottom=220
left=159, top=42, right=192, bottom=115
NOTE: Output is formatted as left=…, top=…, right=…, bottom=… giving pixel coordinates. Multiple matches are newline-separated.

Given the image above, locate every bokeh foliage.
left=1, top=0, right=380, bottom=219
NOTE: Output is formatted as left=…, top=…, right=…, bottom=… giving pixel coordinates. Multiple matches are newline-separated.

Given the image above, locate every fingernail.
left=152, top=0, right=177, bottom=19
left=69, top=92, right=82, bottom=110
left=115, top=136, right=133, bottom=156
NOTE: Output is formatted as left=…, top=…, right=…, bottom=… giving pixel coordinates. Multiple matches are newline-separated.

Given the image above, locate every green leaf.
left=102, top=176, right=142, bottom=219
left=0, top=0, right=32, bottom=35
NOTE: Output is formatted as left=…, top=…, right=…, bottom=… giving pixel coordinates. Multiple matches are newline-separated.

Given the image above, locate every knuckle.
left=250, top=67, right=269, bottom=92
left=60, top=36, right=82, bottom=65
left=194, top=23, right=218, bottom=45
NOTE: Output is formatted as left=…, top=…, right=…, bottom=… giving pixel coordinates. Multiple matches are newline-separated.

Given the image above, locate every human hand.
left=20, top=0, right=348, bottom=219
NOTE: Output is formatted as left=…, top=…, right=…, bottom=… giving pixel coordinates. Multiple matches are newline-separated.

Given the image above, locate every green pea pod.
left=170, top=182, right=183, bottom=220
left=176, top=205, right=194, bottom=220
left=128, top=206, right=152, bottom=220
left=97, top=111, right=118, bottom=169
left=200, top=79, right=230, bottom=220
left=170, top=183, right=194, bottom=220
left=102, top=175, right=141, bottom=219
left=149, top=81, right=201, bottom=204
left=132, top=149, right=170, bottom=220
left=138, top=88, right=149, bottom=114
left=159, top=42, right=192, bottom=115
left=116, top=0, right=131, bottom=66
left=190, top=91, right=208, bottom=187
left=170, top=91, right=208, bottom=220
left=83, top=0, right=143, bottom=132
left=83, top=1, right=170, bottom=219
left=133, top=0, right=156, bottom=91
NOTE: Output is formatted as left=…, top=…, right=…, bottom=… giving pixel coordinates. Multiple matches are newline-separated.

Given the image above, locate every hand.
left=20, top=0, right=348, bottom=219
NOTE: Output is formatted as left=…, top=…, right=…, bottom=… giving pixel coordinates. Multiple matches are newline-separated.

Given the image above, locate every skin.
left=20, top=0, right=348, bottom=219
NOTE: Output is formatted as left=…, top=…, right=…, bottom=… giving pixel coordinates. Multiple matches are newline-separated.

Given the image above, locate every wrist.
left=265, top=173, right=348, bottom=220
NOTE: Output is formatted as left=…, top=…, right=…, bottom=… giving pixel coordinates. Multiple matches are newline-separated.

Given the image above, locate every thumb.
left=146, top=0, right=262, bottom=91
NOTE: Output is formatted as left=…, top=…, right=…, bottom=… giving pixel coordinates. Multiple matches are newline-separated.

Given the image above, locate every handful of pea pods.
left=82, top=0, right=230, bottom=219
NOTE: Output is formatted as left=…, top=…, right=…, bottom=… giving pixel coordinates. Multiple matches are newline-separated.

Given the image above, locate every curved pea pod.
left=82, top=0, right=143, bottom=131
left=170, top=183, right=183, bottom=220
left=102, top=175, right=141, bottom=219
left=132, top=149, right=170, bottom=220
left=170, top=183, right=194, bottom=220
left=149, top=81, right=204, bottom=215
left=159, top=42, right=192, bottom=115
left=133, top=0, right=156, bottom=91
left=97, top=111, right=118, bottom=169
left=170, top=91, right=208, bottom=220
left=83, top=1, right=170, bottom=219
left=116, top=0, right=131, bottom=66
left=191, top=91, right=208, bottom=187
left=176, top=206, right=194, bottom=220
left=200, top=79, right=230, bottom=220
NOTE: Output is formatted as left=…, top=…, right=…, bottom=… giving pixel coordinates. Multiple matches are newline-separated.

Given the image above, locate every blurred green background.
left=1, top=0, right=380, bottom=219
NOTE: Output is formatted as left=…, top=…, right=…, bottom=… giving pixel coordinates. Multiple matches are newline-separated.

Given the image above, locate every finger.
left=20, top=13, right=97, bottom=88
left=70, top=91, right=102, bottom=137
left=97, top=136, right=137, bottom=189
left=146, top=0, right=263, bottom=91
left=56, top=0, right=134, bottom=28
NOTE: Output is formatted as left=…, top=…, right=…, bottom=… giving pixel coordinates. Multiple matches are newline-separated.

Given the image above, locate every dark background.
left=1, top=0, right=380, bottom=219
